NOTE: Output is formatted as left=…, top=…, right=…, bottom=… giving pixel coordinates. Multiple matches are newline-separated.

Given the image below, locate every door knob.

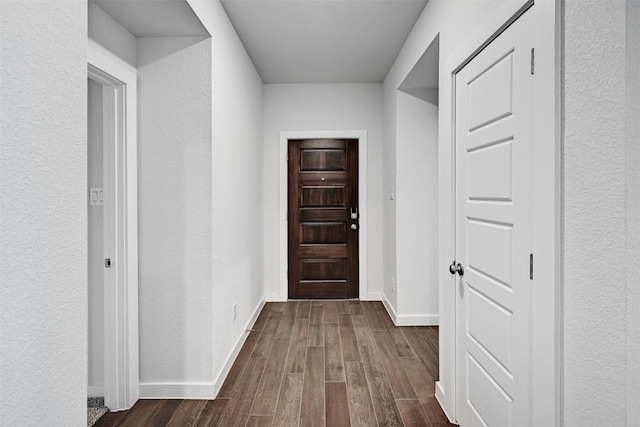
left=449, top=261, right=464, bottom=276
left=350, top=223, right=358, bottom=230
left=449, top=261, right=457, bottom=275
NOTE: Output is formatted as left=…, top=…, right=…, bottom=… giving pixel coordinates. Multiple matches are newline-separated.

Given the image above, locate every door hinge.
left=529, top=253, right=533, bottom=280
left=530, top=48, right=535, bottom=75
left=105, top=258, right=112, bottom=268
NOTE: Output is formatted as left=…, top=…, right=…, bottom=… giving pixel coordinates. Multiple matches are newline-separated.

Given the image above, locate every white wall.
left=626, top=0, right=640, bottom=423
left=137, top=36, right=214, bottom=391
left=263, top=83, right=384, bottom=301
left=88, top=79, right=104, bottom=394
left=88, top=1, right=137, bottom=68
left=187, top=0, right=266, bottom=394
left=0, top=1, right=88, bottom=425
left=383, top=85, right=398, bottom=311
left=564, top=1, right=627, bottom=425
left=395, top=92, right=438, bottom=323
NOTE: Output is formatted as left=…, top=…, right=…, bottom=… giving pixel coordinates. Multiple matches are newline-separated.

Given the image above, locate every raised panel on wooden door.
left=301, top=149, right=346, bottom=172
left=300, top=186, right=346, bottom=208
left=300, top=222, right=347, bottom=244
left=300, top=259, right=347, bottom=281
left=456, top=8, right=533, bottom=427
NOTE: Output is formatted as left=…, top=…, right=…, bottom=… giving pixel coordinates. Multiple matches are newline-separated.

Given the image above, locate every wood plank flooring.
left=94, top=301, right=452, bottom=427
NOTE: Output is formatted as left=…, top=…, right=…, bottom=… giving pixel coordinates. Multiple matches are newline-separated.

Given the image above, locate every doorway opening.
left=279, top=131, right=369, bottom=301
left=87, top=77, right=106, bottom=401
left=394, top=35, right=440, bottom=326
left=287, top=138, right=360, bottom=299
left=87, top=43, right=139, bottom=411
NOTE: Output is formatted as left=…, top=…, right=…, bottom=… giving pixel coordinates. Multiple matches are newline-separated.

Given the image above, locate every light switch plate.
left=90, top=187, right=104, bottom=206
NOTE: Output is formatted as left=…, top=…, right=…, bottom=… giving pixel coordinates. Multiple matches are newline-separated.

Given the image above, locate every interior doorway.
left=87, top=78, right=106, bottom=400
left=87, top=41, right=139, bottom=411
left=453, top=7, right=534, bottom=425
left=395, top=35, right=440, bottom=326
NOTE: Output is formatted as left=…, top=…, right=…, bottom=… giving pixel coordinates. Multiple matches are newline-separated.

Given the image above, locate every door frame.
left=278, top=130, right=368, bottom=300
left=442, top=0, right=561, bottom=425
left=88, top=39, right=139, bottom=411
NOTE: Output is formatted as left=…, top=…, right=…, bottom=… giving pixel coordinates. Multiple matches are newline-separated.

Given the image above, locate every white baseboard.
left=382, top=292, right=439, bottom=326
left=265, top=292, right=286, bottom=302
left=435, top=381, right=456, bottom=424
left=212, top=296, right=266, bottom=396
left=362, top=292, right=382, bottom=301
left=88, top=385, right=104, bottom=398
left=381, top=293, right=399, bottom=323
left=265, top=292, right=381, bottom=302
left=139, top=297, right=266, bottom=400
left=139, top=383, right=215, bottom=399
left=396, top=314, right=439, bottom=326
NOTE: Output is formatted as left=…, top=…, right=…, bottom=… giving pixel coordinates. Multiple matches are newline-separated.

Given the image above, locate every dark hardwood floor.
left=95, top=301, right=452, bottom=427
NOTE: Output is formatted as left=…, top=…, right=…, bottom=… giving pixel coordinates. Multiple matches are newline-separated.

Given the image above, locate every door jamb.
left=278, top=130, right=368, bottom=301
left=88, top=39, right=139, bottom=411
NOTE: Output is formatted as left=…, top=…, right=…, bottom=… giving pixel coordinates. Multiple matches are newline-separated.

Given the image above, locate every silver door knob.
left=351, top=224, right=358, bottom=230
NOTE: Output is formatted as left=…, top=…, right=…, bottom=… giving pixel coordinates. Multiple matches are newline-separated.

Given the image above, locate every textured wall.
left=137, top=37, right=213, bottom=385
left=396, top=92, right=438, bottom=322
left=262, top=83, right=384, bottom=300
left=564, top=1, right=627, bottom=425
left=0, top=1, right=88, bottom=425
left=187, top=0, right=265, bottom=391
left=626, top=0, right=640, bottom=423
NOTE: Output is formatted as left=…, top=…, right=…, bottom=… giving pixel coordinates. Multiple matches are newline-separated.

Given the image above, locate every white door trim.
left=442, top=0, right=560, bottom=425
left=277, top=130, right=369, bottom=301
left=88, top=39, right=139, bottom=411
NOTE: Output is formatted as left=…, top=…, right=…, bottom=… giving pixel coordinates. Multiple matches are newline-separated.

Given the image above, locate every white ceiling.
left=220, top=0, right=429, bottom=84
left=93, top=0, right=209, bottom=37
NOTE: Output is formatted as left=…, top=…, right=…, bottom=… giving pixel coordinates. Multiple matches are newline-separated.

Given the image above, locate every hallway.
left=94, top=301, right=451, bottom=426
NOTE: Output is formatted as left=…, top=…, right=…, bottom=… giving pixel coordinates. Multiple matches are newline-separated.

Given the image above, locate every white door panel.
left=467, top=51, right=515, bottom=133
left=455, top=8, right=533, bottom=427
left=467, top=140, right=513, bottom=202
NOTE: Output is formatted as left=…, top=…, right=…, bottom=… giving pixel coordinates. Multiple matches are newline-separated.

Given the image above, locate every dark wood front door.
left=288, top=139, right=359, bottom=299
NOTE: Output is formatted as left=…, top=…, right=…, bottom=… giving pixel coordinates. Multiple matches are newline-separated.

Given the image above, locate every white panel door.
left=455, top=8, right=533, bottom=427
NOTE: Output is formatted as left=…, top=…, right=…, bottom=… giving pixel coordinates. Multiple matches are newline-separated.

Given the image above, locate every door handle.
left=449, top=261, right=464, bottom=276
left=449, top=261, right=457, bottom=275
left=350, top=223, right=358, bottom=230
